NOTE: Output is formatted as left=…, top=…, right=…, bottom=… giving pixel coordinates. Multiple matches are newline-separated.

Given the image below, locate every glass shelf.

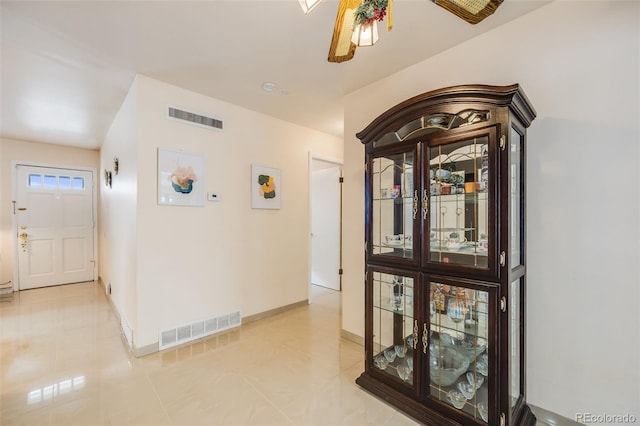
left=373, top=296, right=415, bottom=318
left=375, top=242, right=413, bottom=250
left=430, top=317, right=489, bottom=341
left=373, top=195, right=415, bottom=202
left=429, top=243, right=487, bottom=256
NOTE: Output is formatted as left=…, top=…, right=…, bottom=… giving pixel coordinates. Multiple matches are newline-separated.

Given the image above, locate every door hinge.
left=500, top=413, right=506, bottom=426
left=499, top=251, right=506, bottom=267
left=338, top=268, right=343, bottom=275
left=339, top=176, right=344, bottom=183
left=500, top=297, right=507, bottom=312
left=500, top=135, right=506, bottom=150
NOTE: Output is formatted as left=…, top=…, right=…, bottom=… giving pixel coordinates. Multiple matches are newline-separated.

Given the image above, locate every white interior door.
left=311, top=164, right=341, bottom=291
left=16, top=165, right=96, bottom=290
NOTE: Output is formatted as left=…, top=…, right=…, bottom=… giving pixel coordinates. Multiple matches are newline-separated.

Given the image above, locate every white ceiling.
left=0, top=0, right=548, bottom=150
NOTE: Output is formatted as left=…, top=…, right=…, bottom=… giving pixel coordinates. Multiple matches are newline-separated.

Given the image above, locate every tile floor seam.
left=239, top=372, right=299, bottom=426
left=143, top=372, right=175, bottom=426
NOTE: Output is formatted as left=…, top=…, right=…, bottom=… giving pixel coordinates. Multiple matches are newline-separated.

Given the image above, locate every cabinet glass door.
left=427, top=280, right=494, bottom=424
left=370, top=148, right=417, bottom=263
left=510, top=277, right=524, bottom=410
left=426, top=133, right=493, bottom=271
left=370, top=270, right=416, bottom=391
left=509, top=125, right=524, bottom=270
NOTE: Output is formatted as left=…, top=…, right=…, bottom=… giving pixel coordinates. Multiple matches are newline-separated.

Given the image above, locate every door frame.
left=11, top=161, right=98, bottom=291
left=308, top=153, right=343, bottom=299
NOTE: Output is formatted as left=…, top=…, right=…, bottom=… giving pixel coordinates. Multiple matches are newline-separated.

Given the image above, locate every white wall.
left=100, top=78, right=139, bottom=339
left=101, top=75, right=343, bottom=349
left=0, top=138, right=100, bottom=289
left=343, top=1, right=639, bottom=421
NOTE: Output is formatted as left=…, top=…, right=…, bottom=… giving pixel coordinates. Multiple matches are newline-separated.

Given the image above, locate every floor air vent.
left=159, top=311, right=241, bottom=350
left=167, top=106, right=223, bottom=130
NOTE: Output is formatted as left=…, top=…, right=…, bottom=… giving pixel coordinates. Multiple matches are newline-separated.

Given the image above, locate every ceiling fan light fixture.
left=299, top=0, right=322, bottom=14
left=351, top=22, right=379, bottom=47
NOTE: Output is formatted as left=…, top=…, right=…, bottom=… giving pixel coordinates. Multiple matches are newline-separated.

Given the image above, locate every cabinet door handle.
left=422, top=189, right=428, bottom=220
left=412, top=190, right=418, bottom=220
left=422, top=323, right=429, bottom=354
left=413, top=320, right=418, bottom=350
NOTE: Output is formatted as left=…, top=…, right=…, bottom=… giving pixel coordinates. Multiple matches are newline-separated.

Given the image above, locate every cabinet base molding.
left=356, top=372, right=462, bottom=426
left=356, top=372, right=536, bottom=426
left=513, top=404, right=536, bottom=426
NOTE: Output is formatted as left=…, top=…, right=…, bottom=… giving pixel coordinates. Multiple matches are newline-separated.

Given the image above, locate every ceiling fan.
left=300, top=0, right=504, bottom=63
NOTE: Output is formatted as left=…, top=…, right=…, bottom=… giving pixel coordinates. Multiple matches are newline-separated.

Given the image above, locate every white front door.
left=16, top=165, right=96, bottom=290
left=311, top=164, right=341, bottom=291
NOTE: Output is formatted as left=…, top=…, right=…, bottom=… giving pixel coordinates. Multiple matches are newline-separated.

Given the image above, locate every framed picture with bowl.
left=157, top=149, right=205, bottom=206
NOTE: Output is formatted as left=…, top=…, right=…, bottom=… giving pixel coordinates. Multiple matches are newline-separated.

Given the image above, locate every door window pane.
left=58, top=176, right=71, bottom=189
left=29, top=174, right=42, bottom=187
left=43, top=175, right=57, bottom=187
left=72, top=177, right=85, bottom=190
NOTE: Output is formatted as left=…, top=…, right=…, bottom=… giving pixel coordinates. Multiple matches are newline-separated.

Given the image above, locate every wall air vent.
left=158, top=310, right=241, bottom=351
left=167, top=106, right=223, bottom=130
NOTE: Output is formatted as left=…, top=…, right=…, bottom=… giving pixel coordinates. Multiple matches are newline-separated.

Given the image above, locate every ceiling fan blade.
left=430, top=0, right=504, bottom=24
left=327, top=0, right=362, bottom=63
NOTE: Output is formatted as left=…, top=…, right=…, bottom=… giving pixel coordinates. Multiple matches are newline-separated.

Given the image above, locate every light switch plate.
left=207, top=192, right=220, bottom=201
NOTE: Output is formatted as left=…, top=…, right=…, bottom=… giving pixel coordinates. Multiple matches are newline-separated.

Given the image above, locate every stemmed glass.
left=447, top=298, right=466, bottom=323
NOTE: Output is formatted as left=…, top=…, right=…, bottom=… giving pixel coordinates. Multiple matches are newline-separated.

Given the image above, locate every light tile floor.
left=1, top=282, right=548, bottom=426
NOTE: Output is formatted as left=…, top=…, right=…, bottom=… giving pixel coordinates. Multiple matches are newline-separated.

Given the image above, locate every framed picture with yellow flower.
left=251, top=164, right=281, bottom=209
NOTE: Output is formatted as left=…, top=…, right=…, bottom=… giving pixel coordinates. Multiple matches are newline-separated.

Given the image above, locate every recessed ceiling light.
left=262, top=82, right=277, bottom=92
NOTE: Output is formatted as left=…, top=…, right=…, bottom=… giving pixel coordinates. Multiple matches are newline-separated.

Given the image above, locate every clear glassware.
left=384, top=347, right=397, bottom=363
left=467, top=371, right=484, bottom=390
left=478, top=402, right=489, bottom=422
left=374, top=355, right=389, bottom=370
left=447, top=390, right=466, bottom=409
left=396, top=364, right=411, bottom=381
left=394, top=344, right=407, bottom=358
left=447, top=298, right=466, bottom=323
left=457, top=381, right=475, bottom=400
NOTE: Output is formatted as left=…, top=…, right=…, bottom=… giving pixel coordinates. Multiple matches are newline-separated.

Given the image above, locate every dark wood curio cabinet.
left=355, top=85, right=537, bottom=426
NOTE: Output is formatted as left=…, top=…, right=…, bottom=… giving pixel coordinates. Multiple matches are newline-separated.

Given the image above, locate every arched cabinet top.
left=356, top=84, right=537, bottom=146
